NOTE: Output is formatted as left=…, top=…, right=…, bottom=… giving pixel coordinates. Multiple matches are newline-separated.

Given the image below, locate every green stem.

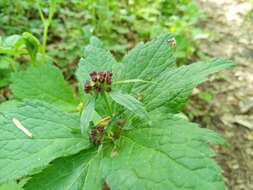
left=37, top=0, right=55, bottom=60
left=42, top=23, right=49, bottom=55
left=102, top=92, right=113, bottom=116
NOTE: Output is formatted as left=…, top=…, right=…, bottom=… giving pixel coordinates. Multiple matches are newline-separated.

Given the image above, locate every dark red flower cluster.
left=84, top=71, right=113, bottom=93
left=90, top=125, right=105, bottom=145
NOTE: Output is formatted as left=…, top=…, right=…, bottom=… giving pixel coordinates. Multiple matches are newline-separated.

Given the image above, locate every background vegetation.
left=0, top=0, right=205, bottom=90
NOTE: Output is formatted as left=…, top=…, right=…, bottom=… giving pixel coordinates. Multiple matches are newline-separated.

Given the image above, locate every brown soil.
left=187, top=0, right=253, bottom=189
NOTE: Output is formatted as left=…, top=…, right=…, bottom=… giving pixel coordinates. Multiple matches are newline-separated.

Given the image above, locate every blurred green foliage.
left=0, top=0, right=205, bottom=86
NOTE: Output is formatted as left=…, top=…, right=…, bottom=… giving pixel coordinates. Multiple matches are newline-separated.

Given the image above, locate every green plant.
left=0, top=32, right=42, bottom=88
left=37, top=0, right=56, bottom=57
left=0, top=34, right=233, bottom=189
left=0, top=0, right=56, bottom=88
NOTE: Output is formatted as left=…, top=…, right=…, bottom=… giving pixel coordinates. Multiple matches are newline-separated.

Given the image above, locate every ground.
left=188, top=0, right=253, bottom=189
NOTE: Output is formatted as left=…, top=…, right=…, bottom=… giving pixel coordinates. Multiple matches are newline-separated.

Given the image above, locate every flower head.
left=90, top=125, right=105, bottom=145
left=84, top=70, right=113, bottom=94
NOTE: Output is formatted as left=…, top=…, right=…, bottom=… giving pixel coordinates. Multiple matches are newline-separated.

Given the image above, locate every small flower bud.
left=84, top=81, right=92, bottom=93
left=96, top=126, right=105, bottom=133
left=90, top=71, right=98, bottom=82
left=105, top=78, right=112, bottom=85
left=94, top=84, right=101, bottom=92
left=90, top=125, right=105, bottom=145
left=99, top=76, right=105, bottom=83
left=97, top=72, right=105, bottom=83
left=105, top=71, right=112, bottom=85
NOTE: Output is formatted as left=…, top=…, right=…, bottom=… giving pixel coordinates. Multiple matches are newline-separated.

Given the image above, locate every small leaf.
left=110, top=91, right=148, bottom=118
left=80, top=97, right=95, bottom=134
left=198, top=91, right=213, bottom=103
left=22, top=32, right=41, bottom=62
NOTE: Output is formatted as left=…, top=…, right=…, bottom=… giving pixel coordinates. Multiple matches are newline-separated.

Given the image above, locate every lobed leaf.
left=118, top=33, right=176, bottom=92
left=141, top=58, right=234, bottom=113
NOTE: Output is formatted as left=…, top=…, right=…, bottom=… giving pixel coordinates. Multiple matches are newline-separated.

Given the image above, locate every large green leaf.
left=24, top=149, right=104, bottom=190
left=0, top=100, right=89, bottom=183
left=104, top=117, right=225, bottom=190
left=10, top=64, right=78, bottom=111
left=141, top=58, right=234, bottom=113
left=118, top=33, right=176, bottom=92
left=24, top=117, right=225, bottom=190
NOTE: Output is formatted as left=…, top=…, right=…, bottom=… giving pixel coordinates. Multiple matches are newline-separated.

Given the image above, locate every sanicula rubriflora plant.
left=0, top=34, right=234, bottom=189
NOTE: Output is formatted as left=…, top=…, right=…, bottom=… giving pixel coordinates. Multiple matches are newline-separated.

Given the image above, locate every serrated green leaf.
left=142, top=58, right=234, bottom=113
left=118, top=33, right=176, bottom=92
left=0, top=100, right=89, bottom=183
left=80, top=97, right=95, bottom=134
left=10, top=64, right=78, bottom=111
left=110, top=91, right=148, bottom=118
left=104, top=117, right=225, bottom=190
left=24, top=149, right=104, bottom=190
